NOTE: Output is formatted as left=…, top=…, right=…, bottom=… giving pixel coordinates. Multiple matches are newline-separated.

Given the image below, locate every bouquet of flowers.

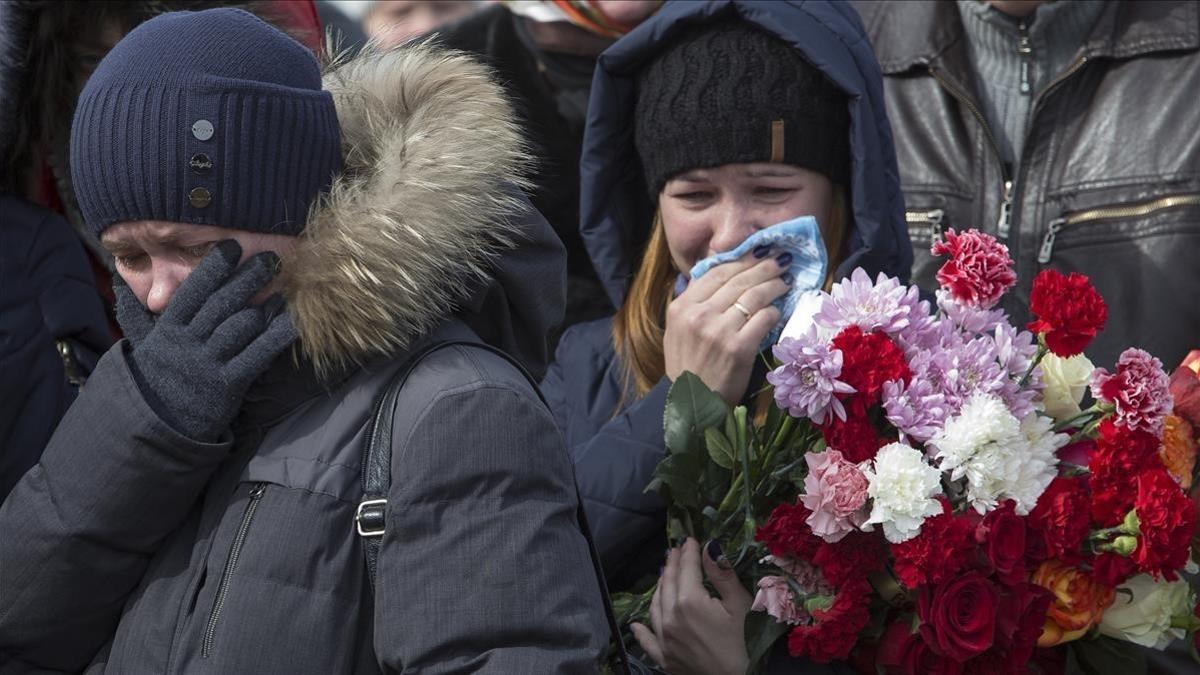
left=614, top=228, right=1200, bottom=674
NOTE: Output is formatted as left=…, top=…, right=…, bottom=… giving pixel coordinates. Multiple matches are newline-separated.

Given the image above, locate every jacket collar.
left=865, top=0, right=1200, bottom=76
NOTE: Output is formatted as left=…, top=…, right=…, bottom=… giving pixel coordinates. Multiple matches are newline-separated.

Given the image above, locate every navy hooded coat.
left=541, top=0, right=913, bottom=589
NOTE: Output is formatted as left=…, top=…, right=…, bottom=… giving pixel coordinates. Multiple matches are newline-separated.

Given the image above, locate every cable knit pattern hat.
left=635, top=20, right=850, bottom=196
left=69, top=8, right=341, bottom=237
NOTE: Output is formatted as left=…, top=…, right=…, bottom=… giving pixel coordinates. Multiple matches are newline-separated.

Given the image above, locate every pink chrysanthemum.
left=769, top=333, right=855, bottom=424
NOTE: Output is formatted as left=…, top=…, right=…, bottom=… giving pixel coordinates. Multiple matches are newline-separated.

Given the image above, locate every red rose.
left=1169, top=350, right=1200, bottom=427
left=820, top=412, right=887, bottom=463
left=878, top=620, right=964, bottom=675
left=755, top=501, right=822, bottom=560
left=1026, top=476, right=1090, bottom=564
left=993, top=581, right=1054, bottom=668
left=930, top=228, right=1016, bottom=309
left=891, top=498, right=976, bottom=588
left=1131, top=465, right=1196, bottom=579
left=1026, top=269, right=1108, bottom=357
left=831, top=326, right=912, bottom=412
left=786, top=577, right=872, bottom=663
left=917, top=571, right=999, bottom=662
left=812, top=530, right=886, bottom=587
left=976, top=500, right=1027, bottom=586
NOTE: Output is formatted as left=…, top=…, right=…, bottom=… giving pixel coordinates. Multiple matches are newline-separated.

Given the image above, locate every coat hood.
left=282, top=44, right=565, bottom=380
left=579, top=0, right=912, bottom=307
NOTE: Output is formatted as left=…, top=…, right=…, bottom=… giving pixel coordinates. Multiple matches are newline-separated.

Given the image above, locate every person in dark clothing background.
left=852, top=0, right=1200, bottom=372
left=0, top=0, right=322, bottom=501
left=433, top=0, right=661, bottom=338
left=0, top=8, right=609, bottom=672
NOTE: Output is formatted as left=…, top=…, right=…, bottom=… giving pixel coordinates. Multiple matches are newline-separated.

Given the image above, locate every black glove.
left=117, top=240, right=298, bottom=441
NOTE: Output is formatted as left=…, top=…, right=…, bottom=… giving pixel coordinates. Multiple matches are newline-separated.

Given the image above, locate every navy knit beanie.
left=70, top=8, right=341, bottom=237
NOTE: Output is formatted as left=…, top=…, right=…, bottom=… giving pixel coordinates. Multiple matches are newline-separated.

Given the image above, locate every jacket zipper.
left=928, top=67, right=1012, bottom=239
left=202, top=482, right=267, bottom=658
left=905, top=208, right=946, bottom=242
left=1038, top=193, right=1200, bottom=263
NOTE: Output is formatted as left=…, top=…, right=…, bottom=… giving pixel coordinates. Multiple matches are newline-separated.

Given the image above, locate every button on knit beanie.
left=635, top=20, right=850, bottom=196
left=69, top=8, right=342, bottom=237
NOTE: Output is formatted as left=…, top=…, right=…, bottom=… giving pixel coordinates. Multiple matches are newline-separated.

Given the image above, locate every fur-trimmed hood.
left=283, top=44, right=566, bottom=380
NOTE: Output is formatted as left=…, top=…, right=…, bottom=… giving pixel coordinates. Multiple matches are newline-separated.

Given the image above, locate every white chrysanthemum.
left=930, top=393, right=1026, bottom=514
left=863, top=442, right=943, bottom=543
left=1011, top=413, right=1067, bottom=513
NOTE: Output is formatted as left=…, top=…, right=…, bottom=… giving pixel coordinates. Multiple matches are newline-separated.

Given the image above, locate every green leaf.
left=744, top=610, right=790, bottom=675
left=705, top=427, right=736, bottom=469
left=645, top=451, right=706, bottom=508
left=1067, top=635, right=1148, bottom=675
left=664, top=372, right=729, bottom=455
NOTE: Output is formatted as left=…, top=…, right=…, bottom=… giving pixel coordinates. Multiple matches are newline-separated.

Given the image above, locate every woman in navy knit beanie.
left=0, top=7, right=613, bottom=672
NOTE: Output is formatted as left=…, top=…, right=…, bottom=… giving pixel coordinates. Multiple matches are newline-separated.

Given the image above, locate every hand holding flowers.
left=614, top=227, right=1200, bottom=674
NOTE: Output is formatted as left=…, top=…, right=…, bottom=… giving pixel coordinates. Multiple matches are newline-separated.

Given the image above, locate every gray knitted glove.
left=116, top=240, right=298, bottom=441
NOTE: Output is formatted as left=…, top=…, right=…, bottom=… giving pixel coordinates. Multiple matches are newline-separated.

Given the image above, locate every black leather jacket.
left=853, top=0, right=1200, bottom=369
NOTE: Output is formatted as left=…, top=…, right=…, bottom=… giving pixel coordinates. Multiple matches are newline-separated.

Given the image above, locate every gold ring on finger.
left=733, top=301, right=753, bottom=321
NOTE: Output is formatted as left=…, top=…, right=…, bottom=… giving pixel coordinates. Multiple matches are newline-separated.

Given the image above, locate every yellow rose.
left=1159, top=414, right=1196, bottom=490
left=1040, top=353, right=1094, bottom=423
left=1031, top=559, right=1115, bottom=647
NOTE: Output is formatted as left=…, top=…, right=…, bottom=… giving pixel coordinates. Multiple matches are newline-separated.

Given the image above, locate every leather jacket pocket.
left=1037, top=193, right=1200, bottom=263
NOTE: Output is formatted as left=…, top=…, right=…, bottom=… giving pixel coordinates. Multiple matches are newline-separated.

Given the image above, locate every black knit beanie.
left=635, top=21, right=850, bottom=196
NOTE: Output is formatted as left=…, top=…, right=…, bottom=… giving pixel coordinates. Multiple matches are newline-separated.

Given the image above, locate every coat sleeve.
left=0, top=346, right=232, bottom=672
left=372, top=359, right=610, bottom=673
left=541, top=338, right=672, bottom=587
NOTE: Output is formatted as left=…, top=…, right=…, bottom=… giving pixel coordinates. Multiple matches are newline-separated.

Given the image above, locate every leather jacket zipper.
left=1038, top=193, right=1200, bottom=263
left=905, top=208, right=945, bottom=242
left=928, top=67, right=1013, bottom=239
left=202, top=482, right=267, bottom=658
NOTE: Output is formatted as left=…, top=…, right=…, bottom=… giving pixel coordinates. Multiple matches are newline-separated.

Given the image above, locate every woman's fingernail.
left=706, top=539, right=732, bottom=570
left=776, top=252, right=794, bottom=267
left=705, top=539, right=723, bottom=561
left=782, top=272, right=794, bottom=285
left=752, top=244, right=772, bottom=259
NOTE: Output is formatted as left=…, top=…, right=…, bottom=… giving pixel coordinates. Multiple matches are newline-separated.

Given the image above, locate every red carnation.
left=1091, top=551, right=1138, bottom=587
left=930, top=228, right=1016, bottom=309
left=831, top=326, right=912, bottom=412
left=891, top=499, right=976, bottom=589
left=1026, top=476, right=1091, bottom=564
left=820, top=412, right=887, bottom=463
left=1088, top=419, right=1163, bottom=525
left=812, top=530, right=886, bottom=587
left=1091, top=348, right=1174, bottom=437
left=1026, top=269, right=1108, bottom=357
left=786, top=577, right=872, bottom=663
left=1131, top=466, right=1196, bottom=579
left=756, top=501, right=822, bottom=560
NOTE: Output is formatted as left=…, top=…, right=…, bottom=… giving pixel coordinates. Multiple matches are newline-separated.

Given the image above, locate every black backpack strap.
left=355, top=340, right=630, bottom=673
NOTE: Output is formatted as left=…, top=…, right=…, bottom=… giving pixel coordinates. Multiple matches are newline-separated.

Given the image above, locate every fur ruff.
left=283, top=44, right=531, bottom=377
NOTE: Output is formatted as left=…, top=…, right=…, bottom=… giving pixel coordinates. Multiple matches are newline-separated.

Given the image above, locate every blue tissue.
left=688, top=215, right=827, bottom=349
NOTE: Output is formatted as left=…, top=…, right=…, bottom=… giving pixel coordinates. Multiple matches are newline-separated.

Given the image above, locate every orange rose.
left=1159, top=414, right=1197, bottom=490
left=1031, top=560, right=1116, bottom=647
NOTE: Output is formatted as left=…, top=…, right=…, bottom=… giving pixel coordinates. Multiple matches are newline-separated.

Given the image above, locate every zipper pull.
left=1018, top=22, right=1032, bottom=94
left=927, top=209, right=945, bottom=241
left=997, top=181, right=1013, bottom=238
left=1038, top=218, right=1065, bottom=264
left=248, top=483, right=266, bottom=499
